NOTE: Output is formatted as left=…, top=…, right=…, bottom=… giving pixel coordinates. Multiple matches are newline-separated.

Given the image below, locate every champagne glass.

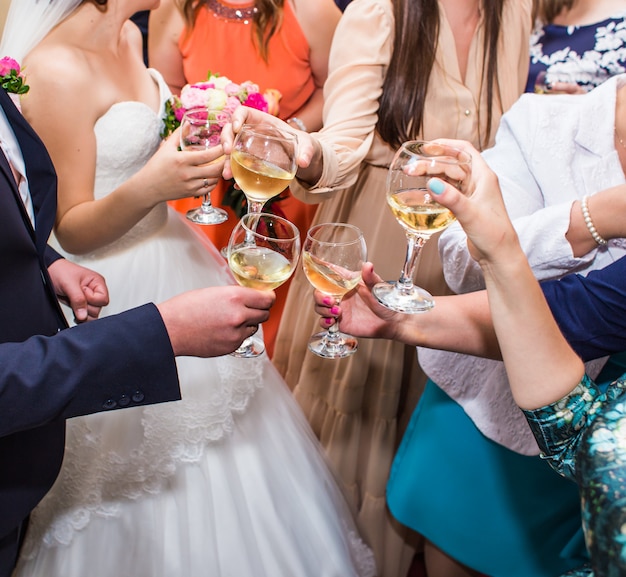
left=302, top=223, right=367, bottom=358
left=372, top=140, right=472, bottom=313
left=180, top=107, right=230, bottom=225
left=230, top=123, right=298, bottom=215
left=227, top=212, right=300, bottom=358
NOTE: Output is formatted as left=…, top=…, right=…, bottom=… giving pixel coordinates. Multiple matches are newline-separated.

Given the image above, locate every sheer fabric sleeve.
left=290, top=0, right=393, bottom=202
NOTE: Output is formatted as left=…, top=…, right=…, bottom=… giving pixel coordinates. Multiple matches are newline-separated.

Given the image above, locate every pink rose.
left=243, top=92, right=269, bottom=113
left=180, top=84, right=210, bottom=110
left=0, top=57, right=20, bottom=77
left=224, top=82, right=242, bottom=97
left=223, top=95, right=242, bottom=116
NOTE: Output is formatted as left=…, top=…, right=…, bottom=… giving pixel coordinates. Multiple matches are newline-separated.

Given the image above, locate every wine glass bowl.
left=230, top=123, right=298, bottom=214
left=372, top=140, right=472, bottom=314
left=302, top=223, right=367, bottom=359
left=180, top=107, right=230, bottom=225
left=227, top=212, right=300, bottom=357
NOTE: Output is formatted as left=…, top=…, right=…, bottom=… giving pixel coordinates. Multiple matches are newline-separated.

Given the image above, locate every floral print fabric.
left=523, top=374, right=626, bottom=576
left=526, top=13, right=626, bottom=93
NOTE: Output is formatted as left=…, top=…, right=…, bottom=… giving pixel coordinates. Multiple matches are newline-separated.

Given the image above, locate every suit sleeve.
left=0, top=303, right=181, bottom=438
left=543, top=257, right=626, bottom=360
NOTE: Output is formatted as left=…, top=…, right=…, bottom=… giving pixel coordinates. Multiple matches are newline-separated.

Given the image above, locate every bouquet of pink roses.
left=162, top=72, right=281, bottom=138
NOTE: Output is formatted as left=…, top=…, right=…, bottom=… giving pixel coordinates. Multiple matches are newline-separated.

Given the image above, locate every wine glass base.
left=308, top=330, right=358, bottom=359
left=186, top=206, right=229, bottom=225
left=372, top=281, right=435, bottom=314
left=230, top=336, right=265, bottom=358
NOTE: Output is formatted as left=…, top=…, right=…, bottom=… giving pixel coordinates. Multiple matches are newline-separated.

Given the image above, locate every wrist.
left=581, top=195, right=608, bottom=246
left=287, top=116, right=307, bottom=132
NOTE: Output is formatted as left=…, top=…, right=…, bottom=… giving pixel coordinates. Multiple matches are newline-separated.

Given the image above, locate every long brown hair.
left=532, top=0, right=575, bottom=24
left=179, top=0, right=284, bottom=61
left=377, top=0, right=505, bottom=150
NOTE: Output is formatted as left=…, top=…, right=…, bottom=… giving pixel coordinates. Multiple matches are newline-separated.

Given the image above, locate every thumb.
left=361, top=262, right=382, bottom=289
left=64, top=285, right=89, bottom=322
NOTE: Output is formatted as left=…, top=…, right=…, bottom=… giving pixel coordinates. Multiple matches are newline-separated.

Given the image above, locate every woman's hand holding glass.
left=229, top=123, right=298, bottom=215
left=372, top=140, right=472, bottom=313
left=302, top=223, right=367, bottom=358
left=227, top=212, right=301, bottom=358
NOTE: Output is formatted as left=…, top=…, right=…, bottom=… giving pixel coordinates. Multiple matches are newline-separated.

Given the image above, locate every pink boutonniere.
left=0, top=57, right=29, bottom=112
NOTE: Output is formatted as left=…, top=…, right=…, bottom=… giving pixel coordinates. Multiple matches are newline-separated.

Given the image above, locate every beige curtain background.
left=0, top=0, right=9, bottom=39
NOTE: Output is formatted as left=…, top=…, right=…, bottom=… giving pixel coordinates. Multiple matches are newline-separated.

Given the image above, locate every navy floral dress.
left=523, top=374, right=626, bottom=576
left=526, top=12, right=626, bottom=93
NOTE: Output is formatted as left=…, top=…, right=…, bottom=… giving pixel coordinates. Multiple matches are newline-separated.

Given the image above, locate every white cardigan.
left=418, top=74, right=626, bottom=455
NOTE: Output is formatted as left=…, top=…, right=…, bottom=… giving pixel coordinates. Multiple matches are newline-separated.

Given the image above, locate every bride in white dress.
left=0, top=1, right=376, bottom=576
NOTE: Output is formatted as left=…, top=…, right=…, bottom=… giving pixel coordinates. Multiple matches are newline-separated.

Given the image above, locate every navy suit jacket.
left=0, top=89, right=181, bottom=571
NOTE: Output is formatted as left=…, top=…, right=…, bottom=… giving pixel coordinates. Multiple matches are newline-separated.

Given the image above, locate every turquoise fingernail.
left=428, top=179, right=445, bottom=195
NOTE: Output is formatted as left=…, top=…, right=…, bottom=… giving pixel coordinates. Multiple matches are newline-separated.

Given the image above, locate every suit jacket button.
left=118, top=394, right=130, bottom=407
left=132, top=390, right=145, bottom=403
left=103, top=399, right=117, bottom=410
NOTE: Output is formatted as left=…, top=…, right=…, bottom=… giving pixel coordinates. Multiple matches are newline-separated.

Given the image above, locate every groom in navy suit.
left=0, top=88, right=274, bottom=576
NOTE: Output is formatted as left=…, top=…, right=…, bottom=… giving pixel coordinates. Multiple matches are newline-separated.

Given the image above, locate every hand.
left=220, top=106, right=318, bottom=181
left=314, top=262, right=402, bottom=341
left=134, top=126, right=226, bottom=204
left=157, top=285, right=276, bottom=357
left=425, top=139, right=520, bottom=267
left=544, top=81, right=585, bottom=95
left=48, top=258, right=110, bottom=322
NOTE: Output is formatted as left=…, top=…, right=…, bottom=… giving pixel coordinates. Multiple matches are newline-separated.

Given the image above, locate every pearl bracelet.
left=581, top=195, right=608, bottom=246
left=287, top=117, right=307, bottom=132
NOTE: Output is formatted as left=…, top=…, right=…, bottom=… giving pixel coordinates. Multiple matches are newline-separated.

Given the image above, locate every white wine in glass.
left=230, top=123, right=298, bottom=214
left=372, top=140, right=472, bottom=313
left=303, top=223, right=366, bottom=359
left=227, top=212, right=300, bottom=358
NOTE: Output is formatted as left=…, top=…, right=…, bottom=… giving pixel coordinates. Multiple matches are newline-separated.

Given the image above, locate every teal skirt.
left=387, top=380, right=589, bottom=577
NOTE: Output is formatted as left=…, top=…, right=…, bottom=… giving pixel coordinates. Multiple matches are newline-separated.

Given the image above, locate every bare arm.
left=429, top=140, right=585, bottom=410
left=148, top=0, right=187, bottom=95
left=287, top=0, right=341, bottom=132
left=566, top=184, right=626, bottom=256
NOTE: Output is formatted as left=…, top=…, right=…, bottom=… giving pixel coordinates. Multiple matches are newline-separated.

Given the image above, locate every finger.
left=361, top=262, right=382, bottom=289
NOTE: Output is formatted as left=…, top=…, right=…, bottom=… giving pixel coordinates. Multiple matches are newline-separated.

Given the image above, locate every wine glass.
left=227, top=212, right=301, bottom=358
left=302, top=223, right=367, bottom=358
left=372, top=140, right=472, bottom=313
left=230, top=123, right=298, bottom=215
left=180, top=107, right=230, bottom=225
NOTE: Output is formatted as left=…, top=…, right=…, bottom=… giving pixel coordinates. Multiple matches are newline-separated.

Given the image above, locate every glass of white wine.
left=181, top=107, right=231, bottom=225
left=227, top=212, right=300, bottom=358
left=372, top=140, right=472, bottom=313
left=230, top=123, right=298, bottom=215
left=302, top=223, right=367, bottom=358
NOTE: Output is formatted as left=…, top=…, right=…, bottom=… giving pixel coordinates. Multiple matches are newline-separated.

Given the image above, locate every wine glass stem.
left=244, top=200, right=266, bottom=244
left=200, top=193, right=212, bottom=212
left=397, top=234, right=427, bottom=293
left=247, top=200, right=265, bottom=215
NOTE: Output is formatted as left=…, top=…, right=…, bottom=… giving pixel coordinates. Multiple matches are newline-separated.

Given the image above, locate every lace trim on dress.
left=19, top=356, right=266, bottom=556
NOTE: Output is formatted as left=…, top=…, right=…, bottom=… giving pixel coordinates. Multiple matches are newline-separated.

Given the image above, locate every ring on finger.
left=203, top=178, right=209, bottom=188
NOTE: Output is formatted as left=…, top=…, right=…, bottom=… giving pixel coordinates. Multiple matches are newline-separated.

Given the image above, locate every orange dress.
left=172, top=0, right=317, bottom=357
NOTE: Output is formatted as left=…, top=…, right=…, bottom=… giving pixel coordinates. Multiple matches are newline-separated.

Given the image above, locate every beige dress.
left=272, top=1, right=532, bottom=575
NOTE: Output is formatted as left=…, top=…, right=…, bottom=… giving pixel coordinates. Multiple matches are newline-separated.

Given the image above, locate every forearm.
left=566, top=186, right=626, bottom=256
left=394, top=291, right=501, bottom=359
left=55, top=176, right=157, bottom=254
left=287, top=88, right=324, bottom=134
left=481, top=246, right=585, bottom=410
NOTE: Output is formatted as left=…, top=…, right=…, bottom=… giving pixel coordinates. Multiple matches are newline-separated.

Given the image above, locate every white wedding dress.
left=13, top=71, right=376, bottom=577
